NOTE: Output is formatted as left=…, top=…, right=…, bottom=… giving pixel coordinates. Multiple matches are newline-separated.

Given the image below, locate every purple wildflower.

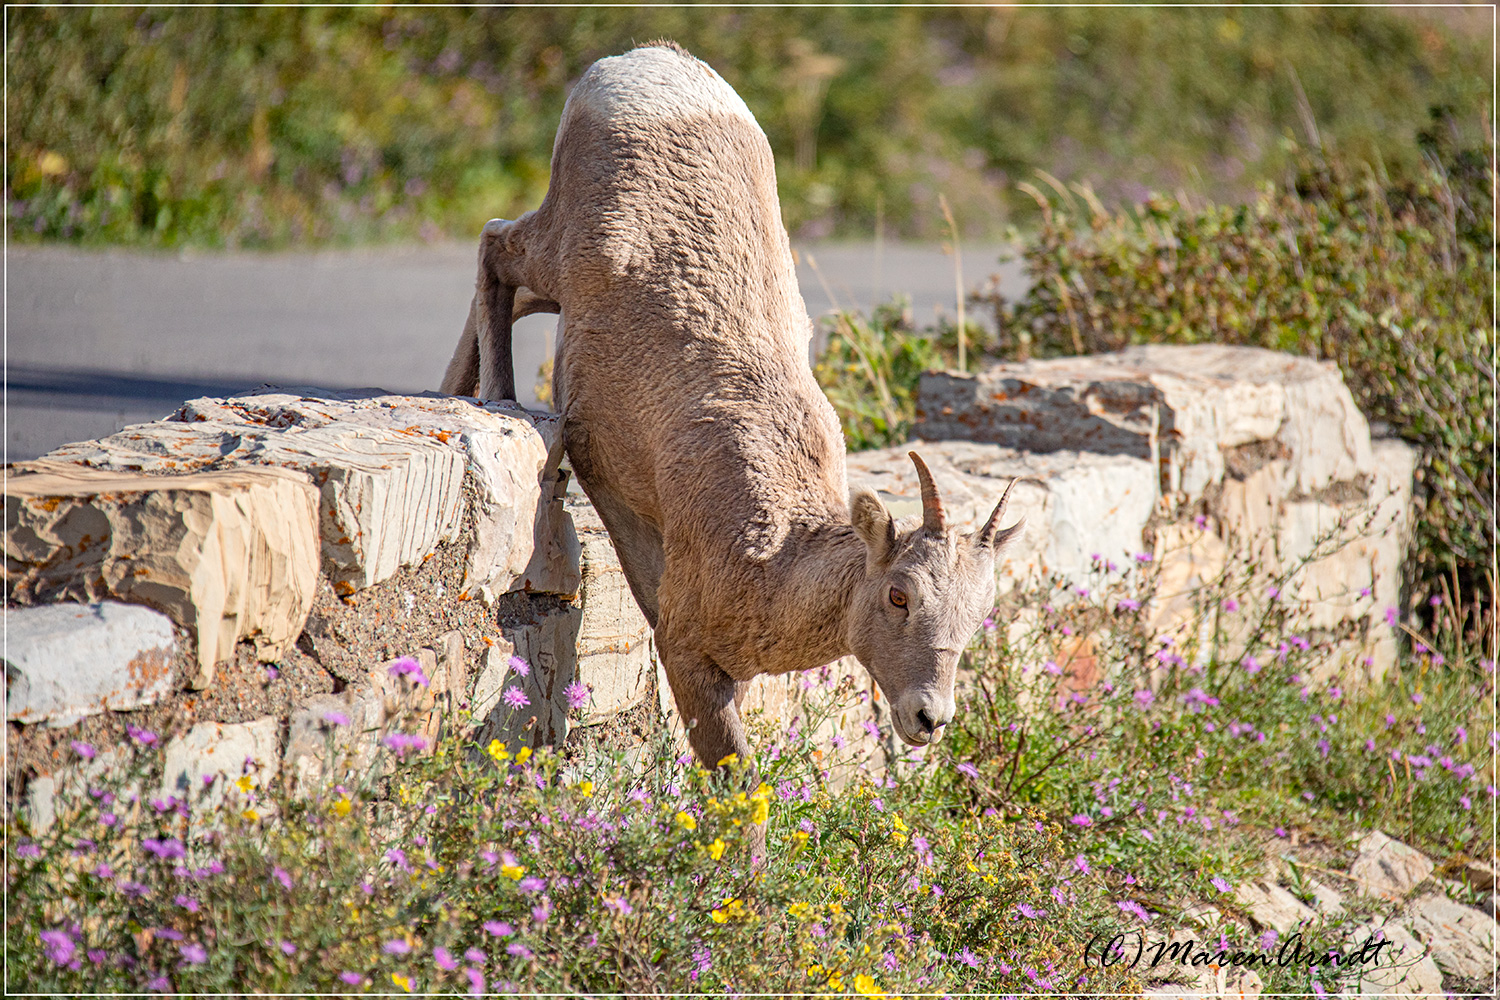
left=482, top=921, right=513, bottom=938
left=466, top=968, right=485, bottom=995
left=339, top=971, right=364, bottom=986
left=435, top=946, right=459, bottom=970
left=1211, top=876, right=1231, bottom=892
left=40, top=929, right=75, bottom=965
left=322, top=710, right=350, bottom=727
left=508, top=655, right=531, bottom=677
left=387, top=655, right=430, bottom=686
left=272, top=866, right=293, bottom=890
left=126, top=724, right=158, bottom=747
left=1016, top=902, right=1046, bottom=919
left=465, top=948, right=486, bottom=965
left=1133, top=689, right=1155, bottom=710
left=955, top=761, right=980, bottom=780
left=70, top=740, right=96, bottom=760
left=502, top=686, right=530, bottom=709
left=279, top=940, right=297, bottom=956
left=505, top=943, right=534, bottom=960
left=564, top=681, right=590, bottom=710
left=1070, top=814, right=1093, bottom=827
left=383, top=939, right=411, bottom=955
left=382, top=732, right=428, bottom=757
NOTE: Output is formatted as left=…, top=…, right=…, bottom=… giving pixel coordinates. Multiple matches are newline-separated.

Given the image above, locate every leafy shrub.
left=977, top=129, right=1494, bottom=618
left=6, top=7, right=1487, bottom=246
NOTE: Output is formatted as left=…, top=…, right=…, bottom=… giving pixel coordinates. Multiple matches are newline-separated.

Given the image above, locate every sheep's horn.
left=979, top=478, right=1022, bottom=548
left=908, top=451, right=945, bottom=533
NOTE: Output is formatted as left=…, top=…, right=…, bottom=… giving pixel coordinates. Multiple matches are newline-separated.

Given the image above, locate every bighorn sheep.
left=442, top=42, right=1021, bottom=774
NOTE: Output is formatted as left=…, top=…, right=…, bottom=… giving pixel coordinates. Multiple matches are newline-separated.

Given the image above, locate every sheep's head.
left=847, top=452, right=1023, bottom=748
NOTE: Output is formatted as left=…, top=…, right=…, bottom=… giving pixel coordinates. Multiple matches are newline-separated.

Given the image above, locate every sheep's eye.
left=888, top=587, right=908, bottom=608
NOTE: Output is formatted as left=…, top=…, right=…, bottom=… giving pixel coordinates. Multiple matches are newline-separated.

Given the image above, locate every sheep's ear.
left=850, top=488, right=896, bottom=567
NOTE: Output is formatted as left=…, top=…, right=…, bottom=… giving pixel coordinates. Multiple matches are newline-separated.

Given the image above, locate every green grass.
left=9, top=508, right=1492, bottom=994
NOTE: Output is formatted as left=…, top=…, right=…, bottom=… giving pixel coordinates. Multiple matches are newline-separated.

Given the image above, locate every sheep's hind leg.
left=441, top=289, right=561, bottom=398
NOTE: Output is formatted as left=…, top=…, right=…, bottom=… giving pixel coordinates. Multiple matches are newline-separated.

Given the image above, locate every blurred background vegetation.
left=7, top=5, right=1492, bottom=618
left=6, top=5, right=1489, bottom=246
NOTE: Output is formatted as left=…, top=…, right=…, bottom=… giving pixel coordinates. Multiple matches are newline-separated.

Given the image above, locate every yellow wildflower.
left=710, top=908, right=729, bottom=924
left=827, top=972, right=844, bottom=991
left=675, top=811, right=697, bottom=832
left=578, top=780, right=594, bottom=798
left=332, top=796, right=352, bottom=818
left=242, top=808, right=259, bottom=822
left=891, top=814, right=908, bottom=833
left=828, top=901, right=844, bottom=916
left=515, top=746, right=532, bottom=765
left=787, top=901, right=811, bottom=920
left=708, top=838, right=727, bottom=861
left=791, top=830, right=810, bottom=848
left=718, top=753, right=739, bottom=767
left=391, top=972, right=412, bottom=992
left=807, top=964, right=824, bottom=978
left=500, top=862, right=526, bottom=880
left=854, top=973, right=881, bottom=996
left=751, top=798, right=769, bottom=825
left=487, top=739, right=509, bottom=762
left=235, top=775, right=254, bottom=794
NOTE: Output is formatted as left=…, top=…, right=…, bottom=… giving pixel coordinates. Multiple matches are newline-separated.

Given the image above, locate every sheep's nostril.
left=915, top=708, right=935, bottom=735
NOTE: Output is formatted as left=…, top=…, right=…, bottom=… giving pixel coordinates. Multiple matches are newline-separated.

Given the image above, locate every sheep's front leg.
left=661, top=649, right=767, bottom=863
left=662, top=648, right=751, bottom=769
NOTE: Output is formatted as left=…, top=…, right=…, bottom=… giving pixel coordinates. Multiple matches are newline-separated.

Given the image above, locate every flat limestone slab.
left=34, top=388, right=577, bottom=598
left=916, top=344, right=1373, bottom=499
left=5, top=463, right=320, bottom=685
left=4, top=601, right=177, bottom=727
left=847, top=440, right=1157, bottom=588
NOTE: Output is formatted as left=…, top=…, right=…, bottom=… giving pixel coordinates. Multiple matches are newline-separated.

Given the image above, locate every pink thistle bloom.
left=178, top=942, right=207, bottom=966
left=1134, top=552, right=1153, bottom=563
left=603, top=896, right=633, bottom=916
left=145, top=975, right=171, bottom=992
left=466, top=968, right=486, bottom=995
left=155, top=927, right=184, bottom=942
left=508, top=655, right=531, bottom=677
left=1266, top=585, right=1280, bottom=600
left=1116, top=899, right=1151, bottom=922
left=1221, top=599, right=1239, bottom=612
left=387, top=656, right=430, bottom=686
left=1133, top=688, right=1155, bottom=710
left=1384, top=607, right=1399, bottom=627
left=322, top=710, right=350, bottom=727
left=434, top=946, right=459, bottom=970
left=956, top=761, right=980, bottom=780
left=564, top=681, right=590, bottom=710
left=280, top=940, right=297, bottom=956
left=502, top=686, right=530, bottom=709
left=1117, top=598, right=1141, bottom=611
left=272, top=866, right=293, bottom=890
left=70, top=740, right=96, bottom=760
left=174, top=895, right=200, bottom=913
left=126, top=724, right=158, bottom=747
left=506, top=943, right=534, bottom=959
left=482, top=921, right=513, bottom=938
left=339, top=972, right=364, bottom=986
left=1211, top=876, right=1231, bottom=892
left=382, top=939, right=411, bottom=955
left=1073, top=855, right=1090, bottom=875
left=464, top=948, right=487, bottom=965
left=1460, top=795, right=1472, bottom=810
left=1410, top=692, right=1424, bottom=706
left=1070, top=814, right=1093, bottom=827
left=1016, top=902, right=1046, bottom=919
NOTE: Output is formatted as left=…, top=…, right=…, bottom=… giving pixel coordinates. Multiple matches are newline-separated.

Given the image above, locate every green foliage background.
left=6, top=6, right=1489, bottom=246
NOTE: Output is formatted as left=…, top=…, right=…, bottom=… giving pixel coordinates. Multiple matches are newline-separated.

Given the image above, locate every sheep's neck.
left=753, top=517, right=868, bottom=675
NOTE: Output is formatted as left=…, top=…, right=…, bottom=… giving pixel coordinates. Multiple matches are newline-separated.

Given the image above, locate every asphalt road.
left=6, top=240, right=1023, bottom=462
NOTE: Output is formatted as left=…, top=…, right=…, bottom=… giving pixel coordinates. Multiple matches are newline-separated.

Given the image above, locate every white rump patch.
left=573, top=44, right=761, bottom=133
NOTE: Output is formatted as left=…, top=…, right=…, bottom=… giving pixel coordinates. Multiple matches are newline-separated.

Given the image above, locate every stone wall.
left=911, top=344, right=1414, bottom=681
left=6, top=346, right=1413, bottom=826
left=4, top=387, right=881, bottom=830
